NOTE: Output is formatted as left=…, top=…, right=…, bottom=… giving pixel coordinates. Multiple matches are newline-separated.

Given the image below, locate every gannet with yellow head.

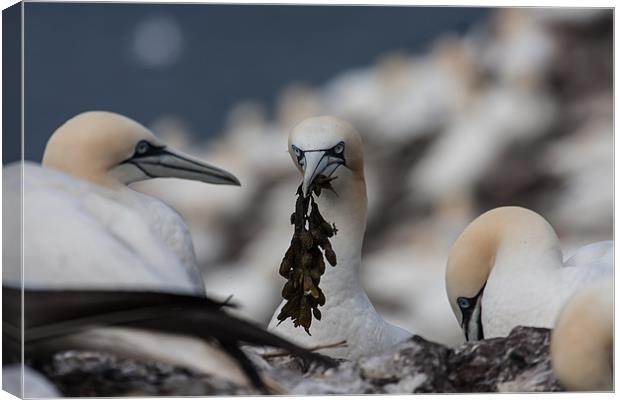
left=4, top=110, right=239, bottom=295
left=551, top=278, right=613, bottom=391
left=445, top=206, right=612, bottom=341
left=42, top=110, right=239, bottom=188
left=268, top=116, right=411, bottom=359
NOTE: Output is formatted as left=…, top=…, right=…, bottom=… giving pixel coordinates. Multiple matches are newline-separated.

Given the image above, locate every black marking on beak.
left=121, top=140, right=240, bottom=186
left=458, top=283, right=486, bottom=341
left=120, top=140, right=166, bottom=164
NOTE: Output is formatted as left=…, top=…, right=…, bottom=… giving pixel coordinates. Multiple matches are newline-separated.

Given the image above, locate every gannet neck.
left=314, top=168, right=368, bottom=296
left=287, top=115, right=368, bottom=296
left=551, top=279, right=613, bottom=391
left=43, top=141, right=127, bottom=189
left=446, top=206, right=563, bottom=323
left=491, top=208, right=563, bottom=271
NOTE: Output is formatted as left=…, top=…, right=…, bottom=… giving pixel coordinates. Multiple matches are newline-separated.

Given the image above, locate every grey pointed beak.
left=301, top=151, right=343, bottom=197
left=131, top=147, right=241, bottom=186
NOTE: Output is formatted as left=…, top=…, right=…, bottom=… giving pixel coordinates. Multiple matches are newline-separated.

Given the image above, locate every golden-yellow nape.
left=43, top=111, right=160, bottom=186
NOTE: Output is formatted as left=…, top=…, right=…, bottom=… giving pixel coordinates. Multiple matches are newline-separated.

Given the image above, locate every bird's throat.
left=312, top=172, right=367, bottom=296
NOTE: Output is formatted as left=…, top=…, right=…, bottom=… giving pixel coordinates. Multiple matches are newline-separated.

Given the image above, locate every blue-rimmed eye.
left=136, top=140, right=150, bottom=155
left=333, top=142, right=344, bottom=154
left=457, top=297, right=471, bottom=309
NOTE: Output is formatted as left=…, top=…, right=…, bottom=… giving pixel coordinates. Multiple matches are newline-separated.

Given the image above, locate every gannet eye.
left=457, top=297, right=471, bottom=309
left=292, top=145, right=305, bottom=167
left=333, top=142, right=345, bottom=154
left=136, top=140, right=151, bottom=155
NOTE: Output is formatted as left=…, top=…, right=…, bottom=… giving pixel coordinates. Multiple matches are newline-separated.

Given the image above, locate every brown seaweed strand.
left=276, top=176, right=338, bottom=335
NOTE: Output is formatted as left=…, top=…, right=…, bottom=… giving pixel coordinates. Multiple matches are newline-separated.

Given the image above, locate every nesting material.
left=276, top=175, right=338, bottom=334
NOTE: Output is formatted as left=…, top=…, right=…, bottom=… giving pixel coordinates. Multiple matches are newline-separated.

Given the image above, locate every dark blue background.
left=13, top=4, right=489, bottom=162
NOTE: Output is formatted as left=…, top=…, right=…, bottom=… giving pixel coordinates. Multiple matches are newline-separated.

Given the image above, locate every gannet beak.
left=129, top=146, right=241, bottom=186
left=460, top=320, right=469, bottom=341
left=301, top=151, right=343, bottom=197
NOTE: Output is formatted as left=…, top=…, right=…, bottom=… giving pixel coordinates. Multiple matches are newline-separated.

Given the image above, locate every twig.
left=261, top=340, right=348, bottom=359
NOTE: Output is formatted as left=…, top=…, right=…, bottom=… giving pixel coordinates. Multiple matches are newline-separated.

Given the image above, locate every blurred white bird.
left=268, top=116, right=411, bottom=359
left=409, top=84, right=555, bottom=209
left=482, top=8, right=556, bottom=87
left=544, top=113, right=613, bottom=235
left=445, top=206, right=612, bottom=341
left=551, top=278, right=613, bottom=391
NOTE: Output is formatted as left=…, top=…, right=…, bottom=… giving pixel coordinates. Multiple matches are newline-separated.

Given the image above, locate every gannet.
left=4, top=111, right=239, bottom=295
left=268, top=116, right=411, bottom=359
left=550, top=278, right=613, bottom=391
left=445, top=206, right=612, bottom=341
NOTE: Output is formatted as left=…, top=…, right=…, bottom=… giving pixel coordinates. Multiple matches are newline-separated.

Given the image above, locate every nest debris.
left=276, top=175, right=338, bottom=334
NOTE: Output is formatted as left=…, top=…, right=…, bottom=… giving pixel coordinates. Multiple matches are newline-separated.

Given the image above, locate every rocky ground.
left=30, top=326, right=563, bottom=396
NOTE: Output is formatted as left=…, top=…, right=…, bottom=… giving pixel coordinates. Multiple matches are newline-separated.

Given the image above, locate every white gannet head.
left=42, top=111, right=240, bottom=188
left=288, top=116, right=364, bottom=197
left=551, top=278, right=613, bottom=391
left=445, top=206, right=559, bottom=341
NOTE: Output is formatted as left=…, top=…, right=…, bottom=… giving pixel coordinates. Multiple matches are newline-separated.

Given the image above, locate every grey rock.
left=278, top=326, right=563, bottom=394
left=31, top=350, right=256, bottom=396
left=26, top=326, right=563, bottom=396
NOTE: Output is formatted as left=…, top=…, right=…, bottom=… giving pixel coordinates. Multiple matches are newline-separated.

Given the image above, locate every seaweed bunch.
left=276, top=175, right=338, bottom=335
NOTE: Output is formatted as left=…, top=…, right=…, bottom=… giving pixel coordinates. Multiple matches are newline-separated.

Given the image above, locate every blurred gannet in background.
left=268, top=116, right=411, bottom=359
left=408, top=84, right=555, bottom=216
left=544, top=109, right=613, bottom=236
left=482, top=8, right=556, bottom=87
left=445, top=206, right=612, bottom=341
left=551, top=278, right=613, bottom=391
left=2, top=111, right=332, bottom=391
left=323, top=40, right=477, bottom=143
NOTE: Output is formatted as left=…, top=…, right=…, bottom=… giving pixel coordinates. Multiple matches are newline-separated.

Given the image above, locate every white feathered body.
left=481, top=239, right=612, bottom=338
left=3, top=162, right=204, bottom=295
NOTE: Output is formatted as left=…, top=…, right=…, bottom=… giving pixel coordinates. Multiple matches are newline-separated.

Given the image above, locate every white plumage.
left=4, top=162, right=204, bottom=295
left=481, top=239, right=612, bottom=338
